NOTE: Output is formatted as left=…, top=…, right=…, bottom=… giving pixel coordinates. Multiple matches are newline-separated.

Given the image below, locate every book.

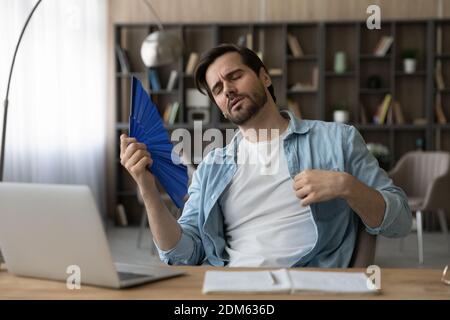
left=392, top=101, right=405, bottom=125
left=163, top=103, right=173, bottom=123
left=148, top=69, right=161, bottom=91
left=287, top=33, right=304, bottom=57
left=435, top=64, right=446, bottom=91
left=246, top=32, right=253, bottom=50
left=166, top=70, right=178, bottom=91
left=202, top=269, right=379, bottom=294
left=374, top=36, right=394, bottom=56
left=268, top=68, right=282, bottom=76
left=435, top=94, right=447, bottom=124
left=375, top=94, right=392, bottom=124
left=185, top=52, right=199, bottom=75
left=115, top=44, right=130, bottom=74
left=168, top=101, right=180, bottom=125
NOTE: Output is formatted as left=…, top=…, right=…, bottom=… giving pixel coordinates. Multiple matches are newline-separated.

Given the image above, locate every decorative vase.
left=403, top=58, right=417, bottom=74
left=334, top=51, right=347, bottom=74
left=333, top=110, right=349, bottom=123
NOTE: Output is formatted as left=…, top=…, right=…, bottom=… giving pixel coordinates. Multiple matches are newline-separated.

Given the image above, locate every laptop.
left=0, top=182, right=184, bottom=289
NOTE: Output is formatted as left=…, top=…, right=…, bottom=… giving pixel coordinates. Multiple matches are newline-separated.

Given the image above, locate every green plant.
left=401, top=49, right=419, bottom=60
left=332, top=100, right=348, bottom=111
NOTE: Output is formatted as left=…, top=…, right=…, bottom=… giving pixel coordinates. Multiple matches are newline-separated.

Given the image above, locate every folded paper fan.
left=129, top=76, right=188, bottom=208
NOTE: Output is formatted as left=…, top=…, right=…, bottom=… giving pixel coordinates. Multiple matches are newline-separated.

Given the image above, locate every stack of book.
left=371, top=94, right=406, bottom=125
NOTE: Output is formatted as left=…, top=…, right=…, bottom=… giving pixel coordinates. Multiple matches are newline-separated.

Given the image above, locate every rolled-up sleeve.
left=156, top=165, right=206, bottom=265
left=344, top=125, right=412, bottom=237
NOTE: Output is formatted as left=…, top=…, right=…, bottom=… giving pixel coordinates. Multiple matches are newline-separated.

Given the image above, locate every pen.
left=269, top=271, right=277, bottom=285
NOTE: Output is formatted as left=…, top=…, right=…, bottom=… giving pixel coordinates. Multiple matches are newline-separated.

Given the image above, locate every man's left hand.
left=293, top=169, right=350, bottom=206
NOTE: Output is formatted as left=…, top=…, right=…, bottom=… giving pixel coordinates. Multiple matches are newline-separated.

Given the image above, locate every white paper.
left=202, top=269, right=291, bottom=294
left=289, top=270, right=379, bottom=294
left=202, top=269, right=379, bottom=295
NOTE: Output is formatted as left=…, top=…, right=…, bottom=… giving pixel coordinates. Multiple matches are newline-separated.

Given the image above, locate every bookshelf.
left=113, top=19, right=450, bottom=224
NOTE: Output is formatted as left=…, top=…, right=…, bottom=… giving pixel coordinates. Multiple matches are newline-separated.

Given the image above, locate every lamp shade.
left=140, top=30, right=182, bottom=68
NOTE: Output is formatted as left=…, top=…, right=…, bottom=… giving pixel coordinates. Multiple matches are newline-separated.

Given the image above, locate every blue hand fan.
left=129, top=76, right=188, bottom=208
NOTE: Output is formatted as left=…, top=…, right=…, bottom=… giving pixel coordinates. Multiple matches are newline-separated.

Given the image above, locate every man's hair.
left=194, top=43, right=276, bottom=103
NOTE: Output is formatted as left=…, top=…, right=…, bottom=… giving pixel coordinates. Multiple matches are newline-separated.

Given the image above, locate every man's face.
left=205, top=52, right=270, bottom=125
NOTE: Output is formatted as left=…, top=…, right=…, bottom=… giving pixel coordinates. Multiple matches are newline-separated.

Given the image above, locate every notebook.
left=202, top=269, right=380, bottom=295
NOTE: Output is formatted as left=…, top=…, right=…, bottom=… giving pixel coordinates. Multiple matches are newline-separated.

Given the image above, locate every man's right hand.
left=120, top=134, right=156, bottom=193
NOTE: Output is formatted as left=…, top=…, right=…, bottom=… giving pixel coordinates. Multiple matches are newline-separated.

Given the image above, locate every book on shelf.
left=168, top=101, right=180, bottom=125
left=435, top=64, right=446, bottom=91
left=246, top=32, right=253, bottom=50
left=373, top=36, right=394, bottom=56
left=386, top=104, right=394, bottom=125
left=287, top=99, right=302, bottom=119
left=392, top=101, right=405, bottom=125
left=185, top=52, right=199, bottom=75
left=287, top=33, right=304, bottom=58
left=373, top=94, right=392, bottom=124
left=148, top=69, right=161, bottom=91
left=162, top=101, right=180, bottom=125
left=435, top=94, right=447, bottom=124
left=115, top=44, right=131, bottom=74
left=166, top=70, right=178, bottom=91
left=268, top=68, right=283, bottom=76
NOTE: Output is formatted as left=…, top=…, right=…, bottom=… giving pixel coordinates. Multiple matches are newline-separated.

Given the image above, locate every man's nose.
left=224, top=82, right=236, bottom=99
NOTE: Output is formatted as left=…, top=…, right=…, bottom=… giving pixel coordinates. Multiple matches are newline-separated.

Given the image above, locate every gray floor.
left=106, top=225, right=450, bottom=269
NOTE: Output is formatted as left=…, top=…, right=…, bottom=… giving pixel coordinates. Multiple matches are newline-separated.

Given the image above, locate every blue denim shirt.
left=158, top=110, right=412, bottom=267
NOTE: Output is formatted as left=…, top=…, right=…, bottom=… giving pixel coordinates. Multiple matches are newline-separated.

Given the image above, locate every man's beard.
left=225, top=83, right=268, bottom=125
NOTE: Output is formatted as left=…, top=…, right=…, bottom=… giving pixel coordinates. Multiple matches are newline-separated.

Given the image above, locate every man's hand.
left=293, top=169, right=349, bottom=206
left=120, top=134, right=156, bottom=194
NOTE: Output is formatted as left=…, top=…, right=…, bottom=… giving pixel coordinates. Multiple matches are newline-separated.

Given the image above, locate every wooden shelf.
left=360, top=54, right=391, bottom=60
left=287, top=55, right=317, bottom=61
left=395, top=71, right=427, bottom=76
left=325, top=71, right=356, bottom=77
left=113, top=19, right=450, bottom=223
left=359, top=88, right=391, bottom=94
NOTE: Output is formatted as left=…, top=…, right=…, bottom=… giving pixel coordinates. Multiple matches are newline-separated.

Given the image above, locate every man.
left=120, top=44, right=411, bottom=268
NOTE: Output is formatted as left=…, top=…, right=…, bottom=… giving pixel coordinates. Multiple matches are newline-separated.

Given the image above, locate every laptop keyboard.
left=118, top=271, right=153, bottom=281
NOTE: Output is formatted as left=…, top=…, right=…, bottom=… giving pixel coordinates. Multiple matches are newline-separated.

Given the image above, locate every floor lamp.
left=0, top=0, right=43, bottom=264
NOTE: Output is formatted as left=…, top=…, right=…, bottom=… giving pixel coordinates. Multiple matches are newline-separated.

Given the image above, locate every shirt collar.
left=225, top=109, right=310, bottom=160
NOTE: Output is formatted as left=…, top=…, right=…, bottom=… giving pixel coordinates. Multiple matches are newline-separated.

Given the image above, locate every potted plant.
left=366, top=143, right=391, bottom=171
left=402, top=49, right=419, bottom=74
left=332, top=101, right=349, bottom=123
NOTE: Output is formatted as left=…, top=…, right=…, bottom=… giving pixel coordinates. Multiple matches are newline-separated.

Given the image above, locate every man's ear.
left=258, top=67, right=272, bottom=88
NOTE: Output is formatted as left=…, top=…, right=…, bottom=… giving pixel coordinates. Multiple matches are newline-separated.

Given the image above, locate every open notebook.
left=202, top=269, right=380, bottom=294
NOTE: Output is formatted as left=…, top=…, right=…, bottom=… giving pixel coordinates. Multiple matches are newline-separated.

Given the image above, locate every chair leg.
left=416, top=210, right=424, bottom=265
left=437, top=209, right=450, bottom=252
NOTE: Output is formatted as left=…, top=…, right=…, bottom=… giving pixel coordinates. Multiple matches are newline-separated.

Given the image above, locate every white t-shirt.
left=220, top=130, right=318, bottom=267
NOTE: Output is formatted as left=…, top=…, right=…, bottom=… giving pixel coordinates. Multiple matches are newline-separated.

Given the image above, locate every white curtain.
left=0, top=0, right=108, bottom=217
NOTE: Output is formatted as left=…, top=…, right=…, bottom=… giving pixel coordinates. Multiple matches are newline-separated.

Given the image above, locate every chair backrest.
left=349, top=220, right=376, bottom=268
left=390, top=151, right=450, bottom=198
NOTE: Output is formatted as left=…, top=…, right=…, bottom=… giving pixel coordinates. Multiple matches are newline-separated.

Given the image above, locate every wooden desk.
left=1, top=264, right=449, bottom=299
